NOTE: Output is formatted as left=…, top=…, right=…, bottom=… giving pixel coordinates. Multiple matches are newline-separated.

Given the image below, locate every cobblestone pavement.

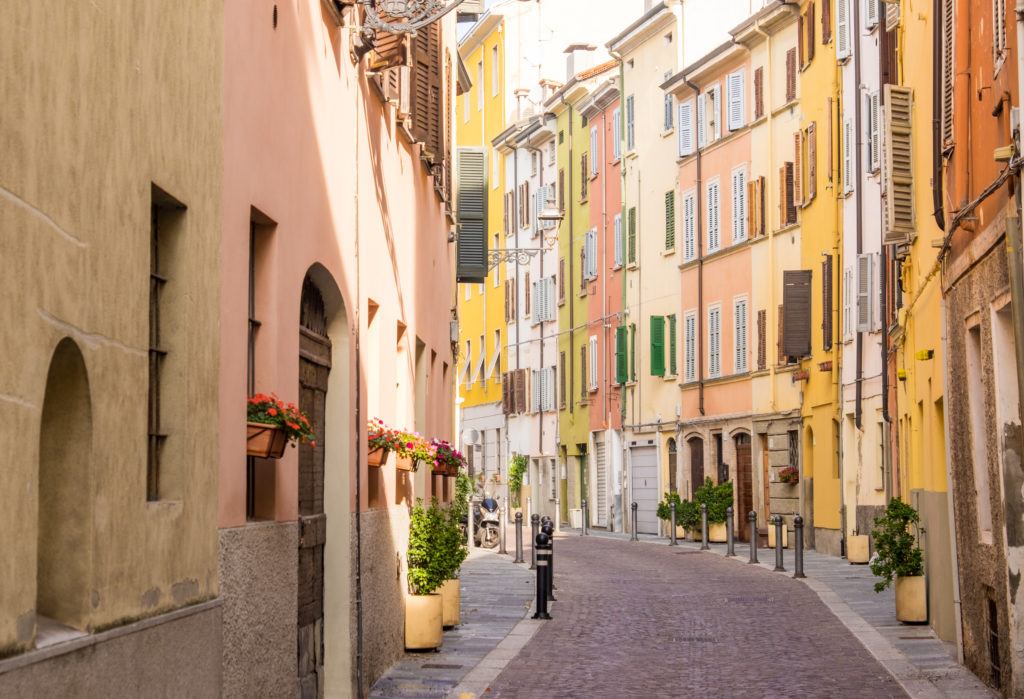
left=487, top=535, right=907, bottom=699
left=369, top=547, right=535, bottom=698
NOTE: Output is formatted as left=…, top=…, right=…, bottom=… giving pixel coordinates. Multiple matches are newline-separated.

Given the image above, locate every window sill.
left=612, top=263, right=623, bottom=271
left=625, top=150, right=638, bottom=160
left=663, top=374, right=678, bottom=382
left=626, top=262, right=638, bottom=270
left=661, top=248, right=676, bottom=257
left=661, top=129, right=674, bottom=139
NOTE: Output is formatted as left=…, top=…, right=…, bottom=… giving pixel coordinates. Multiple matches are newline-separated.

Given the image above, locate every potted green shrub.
left=657, top=492, right=687, bottom=538
left=508, top=454, right=528, bottom=509
left=870, top=498, right=926, bottom=623
left=246, top=393, right=315, bottom=458
left=405, top=500, right=448, bottom=649
left=439, top=470, right=471, bottom=627
left=694, top=478, right=733, bottom=542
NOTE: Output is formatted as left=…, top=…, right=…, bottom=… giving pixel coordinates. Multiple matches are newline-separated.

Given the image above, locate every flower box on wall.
left=396, top=455, right=418, bottom=472
left=368, top=447, right=390, bottom=467
left=246, top=422, right=288, bottom=459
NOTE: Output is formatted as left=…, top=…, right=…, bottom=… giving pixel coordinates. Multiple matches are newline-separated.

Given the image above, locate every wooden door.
left=298, top=278, right=330, bottom=699
left=688, top=438, right=704, bottom=497
left=735, top=434, right=753, bottom=541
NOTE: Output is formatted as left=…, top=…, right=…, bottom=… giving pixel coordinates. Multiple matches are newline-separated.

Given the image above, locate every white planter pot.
left=708, top=521, right=728, bottom=543
left=768, top=523, right=789, bottom=549
left=405, top=593, right=443, bottom=650
left=440, top=578, right=460, bottom=628
left=895, top=575, right=927, bottom=623
left=847, top=535, right=870, bottom=564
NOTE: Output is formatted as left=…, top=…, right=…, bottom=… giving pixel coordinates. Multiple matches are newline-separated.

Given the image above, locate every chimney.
left=564, top=44, right=597, bottom=81
left=514, top=88, right=530, bottom=120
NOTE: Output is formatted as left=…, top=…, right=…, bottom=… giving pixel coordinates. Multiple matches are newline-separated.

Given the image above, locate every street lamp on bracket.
left=486, top=197, right=564, bottom=271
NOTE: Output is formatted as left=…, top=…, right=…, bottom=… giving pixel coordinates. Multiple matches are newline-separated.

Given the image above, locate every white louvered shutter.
left=727, top=70, right=745, bottom=131
left=843, top=267, right=853, bottom=340
left=707, top=182, right=720, bottom=251
left=866, top=0, right=879, bottom=28
left=678, top=101, right=694, bottom=156
left=697, top=93, right=707, bottom=148
left=710, top=86, right=722, bottom=140
left=590, top=127, right=598, bottom=176
left=868, top=92, right=880, bottom=172
left=856, top=254, right=872, bottom=332
left=588, top=336, right=598, bottom=390
left=532, top=370, right=541, bottom=412
left=735, top=299, right=748, bottom=373
left=685, top=314, right=696, bottom=382
left=732, top=168, right=747, bottom=242
left=684, top=192, right=696, bottom=260
left=531, top=280, right=540, bottom=324
left=843, top=117, right=854, bottom=194
left=709, top=308, right=721, bottom=377
left=837, top=0, right=850, bottom=60
left=613, top=108, right=622, bottom=159
left=941, top=0, right=954, bottom=145
left=614, top=214, right=623, bottom=266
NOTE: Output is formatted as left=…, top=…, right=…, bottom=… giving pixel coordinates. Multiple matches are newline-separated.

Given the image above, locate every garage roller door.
left=630, top=446, right=658, bottom=534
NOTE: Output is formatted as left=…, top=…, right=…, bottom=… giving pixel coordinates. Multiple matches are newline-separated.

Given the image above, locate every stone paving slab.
left=369, top=548, right=535, bottom=699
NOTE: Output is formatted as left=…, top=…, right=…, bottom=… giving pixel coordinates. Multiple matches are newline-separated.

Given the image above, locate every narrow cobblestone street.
left=487, top=535, right=906, bottom=699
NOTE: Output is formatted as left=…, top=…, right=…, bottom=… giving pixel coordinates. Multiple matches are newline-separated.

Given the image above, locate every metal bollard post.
left=630, top=502, right=639, bottom=541
left=581, top=499, right=589, bottom=536
left=726, top=506, right=735, bottom=556
left=531, top=531, right=552, bottom=620
left=748, top=511, right=759, bottom=564
left=793, top=515, right=806, bottom=578
left=700, top=503, right=710, bottom=550
left=669, top=501, right=678, bottom=546
left=530, top=514, right=540, bottom=570
left=542, top=522, right=555, bottom=601
left=514, top=512, right=524, bottom=563
left=498, top=503, right=508, bottom=555
left=773, top=515, right=785, bottom=572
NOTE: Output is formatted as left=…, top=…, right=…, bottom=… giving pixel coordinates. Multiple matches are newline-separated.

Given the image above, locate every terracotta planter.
left=246, top=422, right=288, bottom=459
left=404, top=593, right=443, bottom=650
left=396, top=455, right=417, bottom=472
left=708, top=521, right=728, bottom=543
left=367, top=447, right=389, bottom=467
left=847, top=534, right=870, bottom=564
left=440, top=578, right=460, bottom=627
left=895, top=575, right=927, bottom=623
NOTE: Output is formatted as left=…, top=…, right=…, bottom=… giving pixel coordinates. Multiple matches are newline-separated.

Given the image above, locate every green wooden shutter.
left=628, top=207, right=637, bottom=264
left=665, top=191, right=675, bottom=250
left=456, top=147, right=488, bottom=282
left=650, top=315, right=665, bottom=377
left=668, top=314, right=677, bottom=375
left=615, top=326, right=628, bottom=384
left=629, top=323, right=637, bottom=381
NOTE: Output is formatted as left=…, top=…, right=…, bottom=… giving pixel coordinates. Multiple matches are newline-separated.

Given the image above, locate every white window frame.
left=706, top=178, right=721, bottom=253
left=837, top=0, right=851, bottom=60
left=684, top=311, right=697, bottom=382
left=733, top=296, right=749, bottom=374
left=731, top=165, right=748, bottom=243
left=683, top=189, right=697, bottom=261
left=678, top=99, right=695, bottom=157
left=613, top=108, right=622, bottom=160
left=626, top=95, right=636, bottom=151
left=491, top=46, right=499, bottom=96
left=477, top=60, right=484, bottom=110
left=590, top=126, right=599, bottom=176
left=663, top=72, right=675, bottom=132
left=613, top=214, right=623, bottom=267
left=867, top=91, right=880, bottom=173
left=843, top=116, right=854, bottom=195
left=588, top=335, right=599, bottom=391
left=726, top=69, right=746, bottom=132
left=708, top=305, right=722, bottom=378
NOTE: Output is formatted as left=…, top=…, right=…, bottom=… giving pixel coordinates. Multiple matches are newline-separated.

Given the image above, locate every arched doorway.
left=688, top=437, right=704, bottom=497
left=734, top=433, right=753, bottom=541
left=667, top=438, right=677, bottom=493
left=38, top=338, right=93, bottom=638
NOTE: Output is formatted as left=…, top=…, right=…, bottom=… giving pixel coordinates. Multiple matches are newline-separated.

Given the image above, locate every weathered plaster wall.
left=356, top=509, right=407, bottom=696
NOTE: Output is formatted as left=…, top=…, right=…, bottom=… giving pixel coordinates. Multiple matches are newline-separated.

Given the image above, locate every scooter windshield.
left=481, top=497, right=498, bottom=512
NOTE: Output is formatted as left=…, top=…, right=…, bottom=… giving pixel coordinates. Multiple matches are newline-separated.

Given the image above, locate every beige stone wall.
left=0, top=0, right=222, bottom=651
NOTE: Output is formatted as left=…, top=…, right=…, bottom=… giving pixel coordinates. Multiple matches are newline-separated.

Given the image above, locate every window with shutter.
left=757, top=308, right=767, bottom=371
left=781, top=162, right=796, bottom=225
left=580, top=245, right=586, bottom=292
left=782, top=270, right=812, bottom=358
left=866, top=0, right=879, bottom=28
left=614, top=214, right=623, bottom=267
left=678, top=100, right=694, bottom=157
left=793, top=132, right=803, bottom=205
left=805, top=4, right=816, bottom=64
left=545, top=367, right=556, bottom=410
left=626, top=95, right=636, bottom=151
left=630, top=323, right=637, bottom=381
left=842, top=117, right=853, bottom=194
left=531, top=190, right=539, bottom=235
left=546, top=277, right=556, bottom=321
left=727, top=69, right=745, bottom=131
left=777, top=303, right=786, bottom=364
left=650, top=315, right=666, bottom=377
left=754, top=67, right=764, bottom=120
left=589, top=230, right=599, bottom=279
left=684, top=312, right=697, bottom=382
left=668, top=314, right=678, bottom=376
left=785, top=49, right=797, bottom=102
left=511, top=276, right=517, bottom=319
left=798, top=14, right=805, bottom=67
left=456, top=148, right=488, bottom=282
left=734, top=298, right=748, bottom=373
left=580, top=345, right=587, bottom=400
left=559, top=351, right=567, bottom=407
left=504, top=280, right=510, bottom=322
left=501, top=371, right=510, bottom=413
left=708, top=307, right=721, bottom=378
left=856, top=253, right=874, bottom=332
left=525, top=272, right=533, bottom=320
left=411, top=23, right=442, bottom=160
left=558, top=257, right=565, bottom=303
left=628, top=207, right=637, bottom=264
left=707, top=180, right=720, bottom=252
left=807, top=122, right=818, bottom=201
left=590, top=127, right=599, bottom=176
left=886, top=0, right=901, bottom=31
left=731, top=167, right=747, bottom=243
left=697, top=92, right=707, bottom=148
left=664, top=81, right=674, bottom=132
left=822, top=255, right=834, bottom=350
left=941, top=0, right=954, bottom=145
left=868, top=91, right=880, bottom=172
left=709, top=85, right=721, bottom=140
left=665, top=191, right=676, bottom=250
left=883, top=85, right=914, bottom=243
left=615, top=326, right=628, bottom=384
left=532, top=369, right=541, bottom=412
left=589, top=336, right=598, bottom=390
left=613, top=108, right=622, bottom=160
left=558, top=168, right=565, bottom=211
left=683, top=191, right=696, bottom=260
left=822, top=0, right=832, bottom=43
left=580, top=153, right=589, bottom=201
left=843, top=266, right=854, bottom=340
left=836, top=0, right=850, bottom=59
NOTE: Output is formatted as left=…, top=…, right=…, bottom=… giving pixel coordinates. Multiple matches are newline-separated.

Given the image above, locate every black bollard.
left=793, top=515, right=806, bottom=578
left=542, top=522, right=556, bottom=601
left=748, top=511, right=759, bottom=564
left=726, top=506, right=735, bottom=557
left=514, top=512, right=524, bottom=563
left=700, top=503, right=710, bottom=550
left=531, top=531, right=552, bottom=620
left=581, top=499, right=589, bottom=536
left=773, top=515, right=785, bottom=572
left=530, top=514, right=540, bottom=570
left=630, top=502, right=639, bottom=541
left=669, top=500, right=678, bottom=546
left=498, top=503, right=508, bottom=555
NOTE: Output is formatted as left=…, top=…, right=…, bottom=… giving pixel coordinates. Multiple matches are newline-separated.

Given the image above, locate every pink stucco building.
left=218, top=2, right=459, bottom=696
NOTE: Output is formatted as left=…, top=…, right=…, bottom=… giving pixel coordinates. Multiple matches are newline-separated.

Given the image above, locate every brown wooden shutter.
left=798, top=15, right=805, bottom=67
left=559, top=351, right=567, bottom=407
left=524, top=272, right=531, bottom=316
left=558, top=168, right=565, bottom=211
left=785, top=49, right=797, bottom=102
left=558, top=257, right=565, bottom=302
left=777, top=304, right=786, bottom=365
left=754, top=67, right=764, bottom=120
left=757, top=176, right=766, bottom=236
left=515, top=369, right=526, bottom=413
left=822, top=254, right=833, bottom=351
left=778, top=166, right=786, bottom=228
left=784, top=162, right=796, bottom=224
left=826, top=97, right=834, bottom=183
left=747, top=179, right=757, bottom=237
left=822, top=0, right=832, bottom=44
left=793, top=132, right=803, bottom=205
left=757, top=309, right=767, bottom=371
left=512, top=277, right=517, bottom=318
left=782, top=270, right=812, bottom=358
left=807, top=122, right=818, bottom=200
left=411, top=24, right=440, bottom=158
left=806, top=4, right=816, bottom=63
left=502, top=372, right=510, bottom=414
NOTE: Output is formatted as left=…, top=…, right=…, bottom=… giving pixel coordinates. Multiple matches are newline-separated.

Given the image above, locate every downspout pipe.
left=1011, top=1, right=1024, bottom=433
left=853, top=0, right=864, bottom=431
left=686, top=78, right=705, bottom=416
left=525, top=141, right=546, bottom=456
left=879, top=24, right=892, bottom=430
left=561, top=93, right=576, bottom=418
